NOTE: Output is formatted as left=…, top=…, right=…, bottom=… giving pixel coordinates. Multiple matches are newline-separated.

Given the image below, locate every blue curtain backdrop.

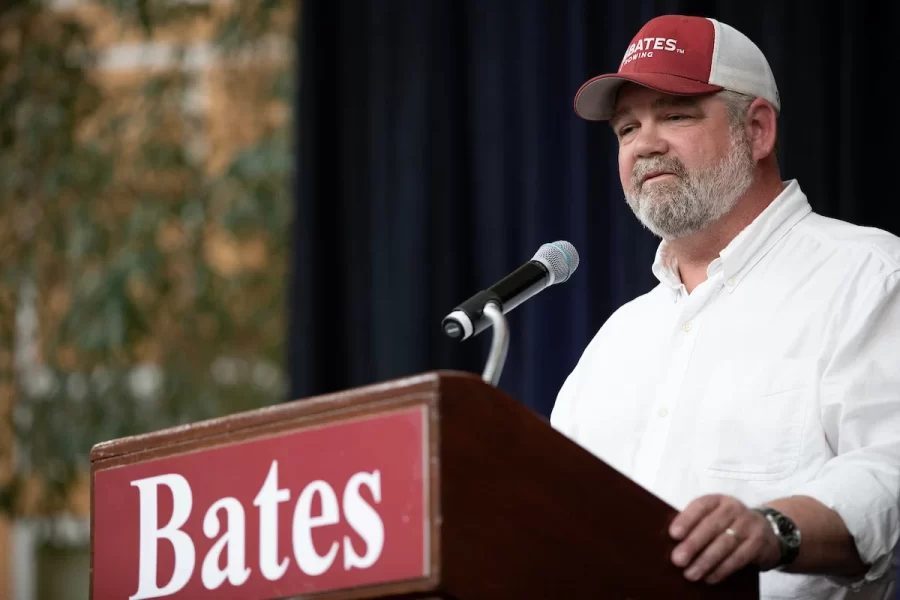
left=289, top=0, right=900, bottom=420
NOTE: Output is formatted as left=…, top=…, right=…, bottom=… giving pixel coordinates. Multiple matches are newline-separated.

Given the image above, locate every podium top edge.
left=89, top=369, right=486, bottom=463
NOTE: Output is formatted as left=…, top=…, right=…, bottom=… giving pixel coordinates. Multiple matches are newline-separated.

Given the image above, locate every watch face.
left=775, top=513, right=801, bottom=548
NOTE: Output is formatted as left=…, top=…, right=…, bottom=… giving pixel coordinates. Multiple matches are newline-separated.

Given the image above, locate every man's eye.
left=618, top=125, right=635, bottom=137
left=667, top=114, right=687, bottom=121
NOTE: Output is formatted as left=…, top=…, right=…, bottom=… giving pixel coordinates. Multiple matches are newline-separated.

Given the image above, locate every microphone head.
left=533, top=241, right=579, bottom=284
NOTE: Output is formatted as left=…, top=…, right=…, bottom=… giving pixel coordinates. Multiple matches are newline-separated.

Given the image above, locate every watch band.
left=753, top=507, right=801, bottom=568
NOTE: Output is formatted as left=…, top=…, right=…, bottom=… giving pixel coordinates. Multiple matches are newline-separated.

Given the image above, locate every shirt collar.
left=651, top=179, right=812, bottom=294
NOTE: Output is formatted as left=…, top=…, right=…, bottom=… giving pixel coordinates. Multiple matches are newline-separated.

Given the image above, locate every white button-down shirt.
left=551, top=180, right=900, bottom=600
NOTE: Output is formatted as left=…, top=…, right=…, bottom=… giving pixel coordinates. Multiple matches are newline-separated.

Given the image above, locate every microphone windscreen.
left=533, top=241, right=579, bottom=284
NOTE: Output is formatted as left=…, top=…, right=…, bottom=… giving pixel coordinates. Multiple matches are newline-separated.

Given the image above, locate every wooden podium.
left=90, top=370, right=759, bottom=599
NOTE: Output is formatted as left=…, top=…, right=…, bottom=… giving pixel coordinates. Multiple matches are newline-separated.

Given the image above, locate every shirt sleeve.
left=550, top=351, right=584, bottom=439
left=791, top=269, right=900, bottom=588
left=550, top=323, right=608, bottom=440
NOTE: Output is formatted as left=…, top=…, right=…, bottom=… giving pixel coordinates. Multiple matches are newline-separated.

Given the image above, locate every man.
left=551, top=14, right=900, bottom=600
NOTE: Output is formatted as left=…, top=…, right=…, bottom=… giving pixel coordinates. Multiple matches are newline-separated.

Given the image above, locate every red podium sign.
left=92, top=406, right=429, bottom=600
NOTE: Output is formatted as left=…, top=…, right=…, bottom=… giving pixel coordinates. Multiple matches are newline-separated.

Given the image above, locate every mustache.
left=632, top=157, right=689, bottom=190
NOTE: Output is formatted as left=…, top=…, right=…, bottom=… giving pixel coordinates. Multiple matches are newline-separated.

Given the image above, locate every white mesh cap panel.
left=706, top=18, right=781, bottom=112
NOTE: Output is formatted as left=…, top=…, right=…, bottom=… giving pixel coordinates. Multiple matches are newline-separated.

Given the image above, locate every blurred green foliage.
left=0, top=0, right=295, bottom=515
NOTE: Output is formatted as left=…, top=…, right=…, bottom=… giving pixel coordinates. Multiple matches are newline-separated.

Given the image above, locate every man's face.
left=610, top=84, right=755, bottom=240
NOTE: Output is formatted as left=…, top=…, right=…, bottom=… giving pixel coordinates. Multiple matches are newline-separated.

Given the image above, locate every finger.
left=683, top=527, right=742, bottom=581
left=669, top=495, right=722, bottom=540
left=705, top=537, right=761, bottom=584
left=671, top=504, right=736, bottom=567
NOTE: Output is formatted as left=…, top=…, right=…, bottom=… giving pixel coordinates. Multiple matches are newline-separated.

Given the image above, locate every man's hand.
left=669, top=494, right=781, bottom=584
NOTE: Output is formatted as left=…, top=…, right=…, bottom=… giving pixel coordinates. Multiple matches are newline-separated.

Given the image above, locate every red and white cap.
left=574, top=15, right=780, bottom=121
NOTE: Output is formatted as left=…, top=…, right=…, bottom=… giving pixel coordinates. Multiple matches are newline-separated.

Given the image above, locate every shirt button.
left=658, top=407, right=668, bottom=418
left=682, top=321, right=692, bottom=332
left=726, top=277, right=735, bottom=286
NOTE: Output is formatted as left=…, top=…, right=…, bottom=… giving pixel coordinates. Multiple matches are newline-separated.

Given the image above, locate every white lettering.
left=253, top=461, right=290, bottom=581
left=129, top=475, right=196, bottom=600
left=622, top=37, right=680, bottom=66
left=623, top=50, right=663, bottom=67
left=342, top=471, right=384, bottom=570
left=201, top=498, right=251, bottom=590
left=293, top=480, right=340, bottom=575
left=127, top=464, right=394, bottom=594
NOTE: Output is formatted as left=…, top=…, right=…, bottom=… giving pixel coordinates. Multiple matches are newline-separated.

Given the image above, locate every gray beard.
left=624, top=130, right=755, bottom=241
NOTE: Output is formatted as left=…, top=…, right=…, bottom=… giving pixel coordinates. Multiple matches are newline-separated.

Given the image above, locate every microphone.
left=442, top=241, right=579, bottom=340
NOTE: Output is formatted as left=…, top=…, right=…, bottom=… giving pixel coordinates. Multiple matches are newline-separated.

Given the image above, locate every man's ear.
left=745, top=98, right=778, bottom=161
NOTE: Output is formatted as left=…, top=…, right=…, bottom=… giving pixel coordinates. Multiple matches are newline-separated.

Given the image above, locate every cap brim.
left=573, top=73, right=723, bottom=121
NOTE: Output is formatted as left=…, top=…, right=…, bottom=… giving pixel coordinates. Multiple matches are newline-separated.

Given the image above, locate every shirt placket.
left=632, top=279, right=719, bottom=492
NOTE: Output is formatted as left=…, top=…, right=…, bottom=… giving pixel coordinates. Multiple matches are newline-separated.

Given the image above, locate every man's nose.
left=633, top=123, right=668, bottom=159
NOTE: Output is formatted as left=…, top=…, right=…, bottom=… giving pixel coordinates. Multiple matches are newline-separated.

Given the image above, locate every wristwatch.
left=753, top=507, right=801, bottom=568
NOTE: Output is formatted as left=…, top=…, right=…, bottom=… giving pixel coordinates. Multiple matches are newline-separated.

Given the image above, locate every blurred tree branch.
left=0, top=0, right=295, bottom=517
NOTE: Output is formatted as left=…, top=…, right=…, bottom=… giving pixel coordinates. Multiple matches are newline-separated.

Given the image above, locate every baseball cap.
left=574, top=15, right=780, bottom=121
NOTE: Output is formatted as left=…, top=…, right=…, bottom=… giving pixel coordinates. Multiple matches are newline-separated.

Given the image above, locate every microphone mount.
left=480, top=301, right=509, bottom=386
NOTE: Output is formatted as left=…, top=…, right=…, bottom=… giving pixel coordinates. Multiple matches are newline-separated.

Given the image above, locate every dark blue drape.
left=290, top=0, right=900, bottom=419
